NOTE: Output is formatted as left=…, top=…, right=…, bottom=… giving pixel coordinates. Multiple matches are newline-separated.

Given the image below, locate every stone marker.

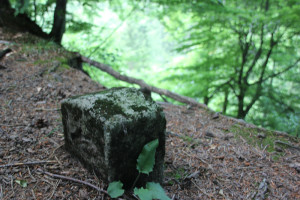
left=61, top=87, right=166, bottom=189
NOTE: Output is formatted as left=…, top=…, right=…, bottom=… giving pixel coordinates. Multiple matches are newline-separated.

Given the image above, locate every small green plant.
left=107, top=139, right=170, bottom=200
left=15, top=179, right=27, bottom=188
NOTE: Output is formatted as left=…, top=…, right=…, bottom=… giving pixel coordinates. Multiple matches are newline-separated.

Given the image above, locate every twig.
left=185, top=171, right=201, bottom=180
left=37, top=168, right=108, bottom=195
left=35, top=108, right=60, bottom=111
left=275, top=140, right=300, bottom=151
left=0, top=124, right=27, bottom=127
left=0, top=160, right=57, bottom=168
left=159, top=94, right=169, bottom=102
left=10, top=176, right=14, bottom=196
left=31, top=189, right=37, bottom=200
left=48, top=179, right=61, bottom=199
left=236, top=166, right=259, bottom=170
left=27, top=166, right=37, bottom=182
left=171, top=194, right=176, bottom=200
left=0, top=185, right=3, bottom=199
left=130, top=172, right=141, bottom=191
left=49, top=144, right=64, bottom=159
left=166, top=131, right=181, bottom=137
left=191, top=179, right=210, bottom=197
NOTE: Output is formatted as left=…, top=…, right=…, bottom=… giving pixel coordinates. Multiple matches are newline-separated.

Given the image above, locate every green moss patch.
left=230, top=124, right=298, bottom=160
left=166, top=167, right=187, bottom=185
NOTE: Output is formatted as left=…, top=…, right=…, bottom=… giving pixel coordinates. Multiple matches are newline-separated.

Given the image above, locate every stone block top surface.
left=62, top=87, right=160, bottom=123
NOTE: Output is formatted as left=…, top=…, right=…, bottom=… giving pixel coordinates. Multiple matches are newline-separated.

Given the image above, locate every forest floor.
left=1, top=27, right=300, bottom=200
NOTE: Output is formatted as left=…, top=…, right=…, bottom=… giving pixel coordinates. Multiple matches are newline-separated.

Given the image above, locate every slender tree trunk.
left=33, top=0, right=37, bottom=22
left=222, top=89, right=229, bottom=115
left=237, top=97, right=245, bottom=119
left=237, top=86, right=246, bottom=119
left=50, top=0, right=67, bottom=44
left=204, top=96, right=210, bottom=105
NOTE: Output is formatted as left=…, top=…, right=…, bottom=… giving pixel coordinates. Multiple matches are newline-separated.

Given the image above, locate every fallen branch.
left=37, top=168, right=108, bottom=195
left=79, top=54, right=209, bottom=110
left=0, top=160, right=57, bottom=168
left=76, top=54, right=294, bottom=140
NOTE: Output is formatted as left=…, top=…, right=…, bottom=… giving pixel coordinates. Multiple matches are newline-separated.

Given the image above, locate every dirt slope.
left=0, top=28, right=299, bottom=200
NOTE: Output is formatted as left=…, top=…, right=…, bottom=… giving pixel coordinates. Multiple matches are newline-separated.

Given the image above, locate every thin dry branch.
left=0, top=160, right=57, bottom=168
left=0, top=124, right=27, bottom=127
left=79, top=54, right=210, bottom=110
left=275, top=140, right=300, bottom=151
left=34, top=108, right=61, bottom=111
left=37, top=168, right=108, bottom=195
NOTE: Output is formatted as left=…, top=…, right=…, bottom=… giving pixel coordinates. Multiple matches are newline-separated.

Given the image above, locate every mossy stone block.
left=61, top=87, right=166, bottom=189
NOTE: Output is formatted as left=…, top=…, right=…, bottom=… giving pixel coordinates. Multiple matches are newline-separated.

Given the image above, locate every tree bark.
left=50, top=0, right=67, bottom=44
left=222, top=89, right=229, bottom=115
left=204, top=96, right=210, bottom=105
left=0, top=1, right=49, bottom=39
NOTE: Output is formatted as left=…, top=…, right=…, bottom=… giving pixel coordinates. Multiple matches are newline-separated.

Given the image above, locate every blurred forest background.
left=6, top=0, right=300, bottom=136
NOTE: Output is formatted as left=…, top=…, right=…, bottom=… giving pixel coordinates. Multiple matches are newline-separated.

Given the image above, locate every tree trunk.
left=222, top=89, right=229, bottom=115
left=50, top=0, right=67, bottom=44
left=204, top=96, right=210, bottom=105
left=237, top=108, right=246, bottom=119
left=237, top=90, right=246, bottom=119
left=0, top=0, right=10, bottom=8
left=0, top=1, right=48, bottom=39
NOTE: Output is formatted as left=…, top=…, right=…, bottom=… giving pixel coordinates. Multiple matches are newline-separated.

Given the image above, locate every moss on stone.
left=61, top=87, right=166, bottom=189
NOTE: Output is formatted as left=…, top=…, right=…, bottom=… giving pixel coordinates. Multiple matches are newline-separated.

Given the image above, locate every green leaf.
left=107, top=181, right=124, bottom=198
left=136, top=139, right=159, bottom=175
left=146, top=182, right=171, bottom=200
left=15, top=179, right=27, bottom=188
left=134, top=182, right=171, bottom=200
left=134, top=187, right=153, bottom=200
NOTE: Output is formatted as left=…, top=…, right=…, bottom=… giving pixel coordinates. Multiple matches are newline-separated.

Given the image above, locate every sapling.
left=107, top=139, right=170, bottom=200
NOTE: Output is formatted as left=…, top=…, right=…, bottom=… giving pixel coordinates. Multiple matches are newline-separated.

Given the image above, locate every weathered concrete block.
left=61, top=87, right=166, bottom=189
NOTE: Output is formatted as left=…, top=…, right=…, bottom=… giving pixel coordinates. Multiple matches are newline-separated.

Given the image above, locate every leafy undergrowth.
left=1, top=28, right=299, bottom=199
left=108, top=139, right=170, bottom=200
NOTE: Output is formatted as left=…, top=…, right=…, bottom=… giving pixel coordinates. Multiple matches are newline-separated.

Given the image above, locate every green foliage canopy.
left=158, top=0, right=300, bottom=134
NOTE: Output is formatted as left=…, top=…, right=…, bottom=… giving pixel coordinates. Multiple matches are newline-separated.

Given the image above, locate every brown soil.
left=1, top=28, right=299, bottom=200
